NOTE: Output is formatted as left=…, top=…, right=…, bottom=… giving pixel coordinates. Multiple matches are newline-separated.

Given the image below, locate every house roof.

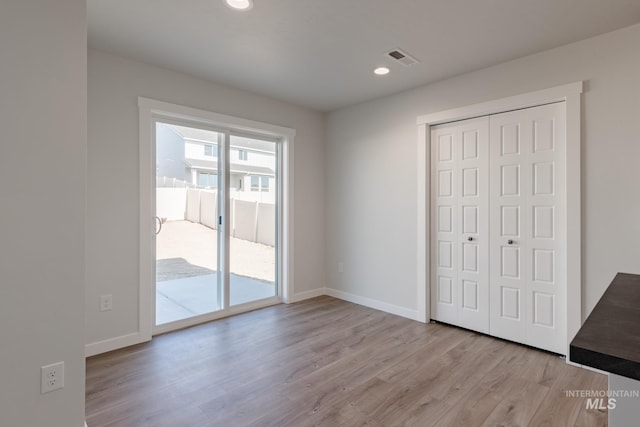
left=185, top=158, right=274, bottom=176
left=171, top=124, right=277, bottom=152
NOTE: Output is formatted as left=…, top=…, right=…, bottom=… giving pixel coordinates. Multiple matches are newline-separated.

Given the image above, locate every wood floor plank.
left=528, top=363, right=607, bottom=427
left=86, top=297, right=608, bottom=427
left=572, top=373, right=608, bottom=427
left=433, top=377, right=521, bottom=427
left=479, top=378, right=550, bottom=427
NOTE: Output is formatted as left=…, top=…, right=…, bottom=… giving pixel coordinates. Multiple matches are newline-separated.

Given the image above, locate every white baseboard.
left=325, top=288, right=421, bottom=321
left=85, top=332, right=145, bottom=357
left=289, top=287, right=327, bottom=303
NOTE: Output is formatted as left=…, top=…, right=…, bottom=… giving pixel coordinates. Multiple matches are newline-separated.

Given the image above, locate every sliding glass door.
left=154, top=121, right=279, bottom=328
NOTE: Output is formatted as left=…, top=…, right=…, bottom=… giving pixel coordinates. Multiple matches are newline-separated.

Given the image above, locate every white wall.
left=0, top=1, right=86, bottom=426
left=326, top=23, right=640, bottom=320
left=87, top=50, right=325, bottom=348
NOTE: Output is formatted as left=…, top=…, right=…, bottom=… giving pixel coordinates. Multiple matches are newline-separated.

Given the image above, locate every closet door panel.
left=489, top=103, right=565, bottom=354
left=490, top=111, right=528, bottom=342
left=526, top=104, right=566, bottom=354
left=430, top=117, right=489, bottom=333
left=456, top=120, right=489, bottom=333
left=431, top=125, right=459, bottom=325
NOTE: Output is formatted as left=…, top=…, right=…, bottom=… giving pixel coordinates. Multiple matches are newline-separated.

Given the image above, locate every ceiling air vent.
left=387, top=48, right=420, bottom=67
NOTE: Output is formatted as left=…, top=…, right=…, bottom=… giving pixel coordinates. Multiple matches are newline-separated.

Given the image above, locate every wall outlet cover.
left=41, top=362, right=64, bottom=394
left=100, top=294, right=113, bottom=311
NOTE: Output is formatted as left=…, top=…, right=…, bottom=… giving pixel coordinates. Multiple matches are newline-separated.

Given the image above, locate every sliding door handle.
left=155, top=216, right=162, bottom=235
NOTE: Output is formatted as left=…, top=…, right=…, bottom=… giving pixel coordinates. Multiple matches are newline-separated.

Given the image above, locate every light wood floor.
left=86, top=296, right=607, bottom=427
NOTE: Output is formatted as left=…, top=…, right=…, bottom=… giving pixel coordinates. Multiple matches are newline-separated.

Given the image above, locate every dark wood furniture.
left=570, top=272, right=640, bottom=380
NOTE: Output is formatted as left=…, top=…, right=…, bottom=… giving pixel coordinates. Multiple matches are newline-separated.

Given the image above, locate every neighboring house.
left=156, top=123, right=276, bottom=201
left=155, top=122, right=189, bottom=183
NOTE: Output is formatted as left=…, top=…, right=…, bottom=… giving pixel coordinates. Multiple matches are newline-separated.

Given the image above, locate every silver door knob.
left=507, top=239, right=514, bottom=245
left=468, top=237, right=473, bottom=241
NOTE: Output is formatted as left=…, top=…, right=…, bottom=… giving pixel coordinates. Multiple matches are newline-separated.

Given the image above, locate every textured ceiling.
left=88, top=0, right=640, bottom=111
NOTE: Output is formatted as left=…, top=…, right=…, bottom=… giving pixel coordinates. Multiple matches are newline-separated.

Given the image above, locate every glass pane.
left=197, top=172, right=208, bottom=187
left=250, top=175, right=259, bottom=191
left=208, top=174, right=218, bottom=189
left=229, top=135, right=277, bottom=305
left=155, top=122, right=221, bottom=325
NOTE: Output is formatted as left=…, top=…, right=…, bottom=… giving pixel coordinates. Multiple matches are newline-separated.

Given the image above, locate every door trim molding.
left=416, top=81, right=583, bottom=356
left=138, top=97, right=295, bottom=342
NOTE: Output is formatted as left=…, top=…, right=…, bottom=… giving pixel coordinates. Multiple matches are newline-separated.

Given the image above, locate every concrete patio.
left=155, top=220, right=276, bottom=324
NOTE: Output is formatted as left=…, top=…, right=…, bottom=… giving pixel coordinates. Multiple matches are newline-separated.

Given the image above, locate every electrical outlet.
left=41, top=362, right=64, bottom=394
left=100, top=294, right=112, bottom=311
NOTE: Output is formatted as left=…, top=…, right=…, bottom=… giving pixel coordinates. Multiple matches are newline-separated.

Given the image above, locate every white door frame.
left=416, top=82, right=582, bottom=356
left=138, top=97, right=295, bottom=341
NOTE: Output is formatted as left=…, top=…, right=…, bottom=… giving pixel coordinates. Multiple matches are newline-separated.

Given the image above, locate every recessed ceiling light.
left=374, top=67, right=390, bottom=76
left=225, top=0, right=253, bottom=10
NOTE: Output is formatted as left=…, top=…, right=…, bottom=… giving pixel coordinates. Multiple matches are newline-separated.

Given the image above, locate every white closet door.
left=431, top=117, right=489, bottom=332
left=431, top=123, right=458, bottom=325
left=457, top=119, right=490, bottom=332
left=489, top=103, right=566, bottom=354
